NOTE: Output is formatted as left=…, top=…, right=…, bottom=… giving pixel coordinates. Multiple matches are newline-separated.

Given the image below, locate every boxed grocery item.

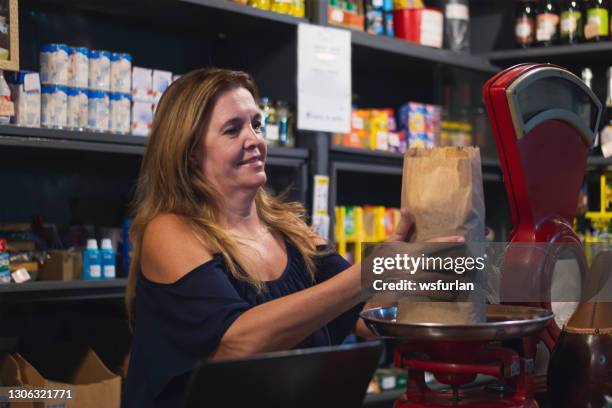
left=131, top=67, right=153, bottom=103
left=152, top=70, right=173, bottom=103
left=8, top=71, right=41, bottom=127
left=16, top=341, right=121, bottom=408
left=39, top=250, right=82, bottom=281
left=327, top=6, right=365, bottom=31
left=393, top=8, right=444, bottom=48
left=131, top=101, right=153, bottom=136
left=369, top=109, right=389, bottom=151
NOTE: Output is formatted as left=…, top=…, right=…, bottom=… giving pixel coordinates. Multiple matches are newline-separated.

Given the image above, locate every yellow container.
left=249, top=0, right=271, bottom=10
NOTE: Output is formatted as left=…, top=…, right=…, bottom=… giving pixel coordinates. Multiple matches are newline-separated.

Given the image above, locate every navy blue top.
left=123, top=242, right=361, bottom=408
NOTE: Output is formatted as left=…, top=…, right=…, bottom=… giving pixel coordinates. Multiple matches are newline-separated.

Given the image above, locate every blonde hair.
left=125, top=68, right=319, bottom=320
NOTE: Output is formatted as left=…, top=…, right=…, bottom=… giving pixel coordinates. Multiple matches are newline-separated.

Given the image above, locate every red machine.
left=361, top=64, right=602, bottom=408
left=484, top=63, right=601, bottom=345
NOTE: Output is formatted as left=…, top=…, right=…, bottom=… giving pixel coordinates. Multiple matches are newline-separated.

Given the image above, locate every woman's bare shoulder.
left=141, top=213, right=214, bottom=284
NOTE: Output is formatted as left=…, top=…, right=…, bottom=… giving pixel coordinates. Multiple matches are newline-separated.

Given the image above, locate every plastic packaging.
left=40, top=44, right=69, bottom=85
left=100, top=238, right=116, bottom=279
left=8, top=71, right=41, bottom=127
left=110, top=53, right=132, bottom=93
left=110, top=92, right=131, bottom=134
left=67, top=87, right=88, bottom=130
left=131, top=101, right=153, bottom=136
left=83, top=239, right=101, bottom=280
left=69, top=46, right=88, bottom=88
left=41, top=84, right=68, bottom=128
left=87, top=89, right=109, bottom=132
left=88, top=50, right=111, bottom=91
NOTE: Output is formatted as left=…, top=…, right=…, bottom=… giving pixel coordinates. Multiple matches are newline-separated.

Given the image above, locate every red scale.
left=361, top=64, right=602, bottom=408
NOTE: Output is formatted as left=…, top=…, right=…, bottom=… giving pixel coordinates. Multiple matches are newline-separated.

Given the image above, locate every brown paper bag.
left=398, top=147, right=486, bottom=324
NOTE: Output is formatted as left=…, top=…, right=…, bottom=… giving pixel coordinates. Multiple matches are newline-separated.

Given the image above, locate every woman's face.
left=199, top=87, right=267, bottom=196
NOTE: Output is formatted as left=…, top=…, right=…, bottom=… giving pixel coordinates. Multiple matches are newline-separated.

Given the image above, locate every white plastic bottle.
left=100, top=238, right=116, bottom=279
left=83, top=239, right=101, bottom=280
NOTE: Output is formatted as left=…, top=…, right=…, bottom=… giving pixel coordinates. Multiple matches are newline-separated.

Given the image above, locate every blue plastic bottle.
left=100, top=238, right=116, bottom=279
left=83, top=239, right=101, bottom=280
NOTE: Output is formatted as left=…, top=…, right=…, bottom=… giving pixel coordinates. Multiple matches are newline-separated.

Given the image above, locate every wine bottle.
left=516, top=0, right=536, bottom=48
left=583, top=0, right=609, bottom=42
left=536, top=0, right=560, bottom=46
left=600, top=67, right=612, bottom=158
left=560, top=0, right=583, bottom=44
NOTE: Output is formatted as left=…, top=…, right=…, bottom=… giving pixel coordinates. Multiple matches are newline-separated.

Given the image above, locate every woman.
left=123, top=68, right=457, bottom=407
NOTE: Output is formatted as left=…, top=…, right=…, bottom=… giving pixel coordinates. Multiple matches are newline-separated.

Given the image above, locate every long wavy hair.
left=125, top=68, right=319, bottom=320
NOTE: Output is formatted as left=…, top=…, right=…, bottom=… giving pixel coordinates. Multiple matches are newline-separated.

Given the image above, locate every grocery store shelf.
left=0, top=279, right=128, bottom=303
left=483, top=42, right=612, bottom=66
left=0, top=126, right=146, bottom=155
left=351, top=31, right=500, bottom=74
left=0, top=125, right=310, bottom=162
left=179, top=0, right=307, bottom=25
left=332, top=161, right=403, bottom=176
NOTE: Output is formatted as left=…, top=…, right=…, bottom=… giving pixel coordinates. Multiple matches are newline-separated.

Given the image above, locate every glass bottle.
left=600, top=67, right=612, bottom=158
left=516, top=0, right=536, bottom=48
left=583, top=0, right=609, bottom=42
left=536, top=0, right=560, bottom=46
left=559, top=0, right=583, bottom=44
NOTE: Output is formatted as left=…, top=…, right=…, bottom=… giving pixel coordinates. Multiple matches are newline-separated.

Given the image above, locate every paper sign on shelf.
left=297, top=23, right=351, bottom=133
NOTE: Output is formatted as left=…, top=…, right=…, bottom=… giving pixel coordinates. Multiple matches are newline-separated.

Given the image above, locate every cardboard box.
left=0, top=352, right=51, bottom=407
left=39, top=251, right=82, bottom=281
left=17, top=342, right=121, bottom=408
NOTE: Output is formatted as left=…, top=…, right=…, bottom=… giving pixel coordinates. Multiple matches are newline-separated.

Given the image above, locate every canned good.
left=88, top=50, right=111, bottom=91
left=40, top=44, right=69, bottom=85
left=41, top=84, right=68, bottom=128
left=67, top=87, right=88, bottom=131
left=110, top=92, right=131, bottom=134
left=110, top=53, right=132, bottom=93
left=88, top=89, right=109, bottom=132
left=69, top=47, right=89, bottom=88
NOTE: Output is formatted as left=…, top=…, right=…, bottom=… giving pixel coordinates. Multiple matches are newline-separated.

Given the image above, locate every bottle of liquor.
left=516, top=0, right=536, bottom=48
left=536, top=0, right=560, bottom=46
left=600, top=67, right=612, bottom=157
left=582, top=68, right=601, bottom=155
left=559, top=0, right=583, bottom=43
left=583, top=0, right=609, bottom=42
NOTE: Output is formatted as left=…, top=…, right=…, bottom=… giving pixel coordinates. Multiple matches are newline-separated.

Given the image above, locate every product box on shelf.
left=8, top=71, right=41, bottom=127
left=327, top=5, right=365, bottom=31
left=131, top=101, right=153, bottom=136
left=393, top=7, right=444, bottom=48
left=152, top=69, right=173, bottom=103
left=131, top=67, right=154, bottom=103
left=40, top=250, right=83, bottom=281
